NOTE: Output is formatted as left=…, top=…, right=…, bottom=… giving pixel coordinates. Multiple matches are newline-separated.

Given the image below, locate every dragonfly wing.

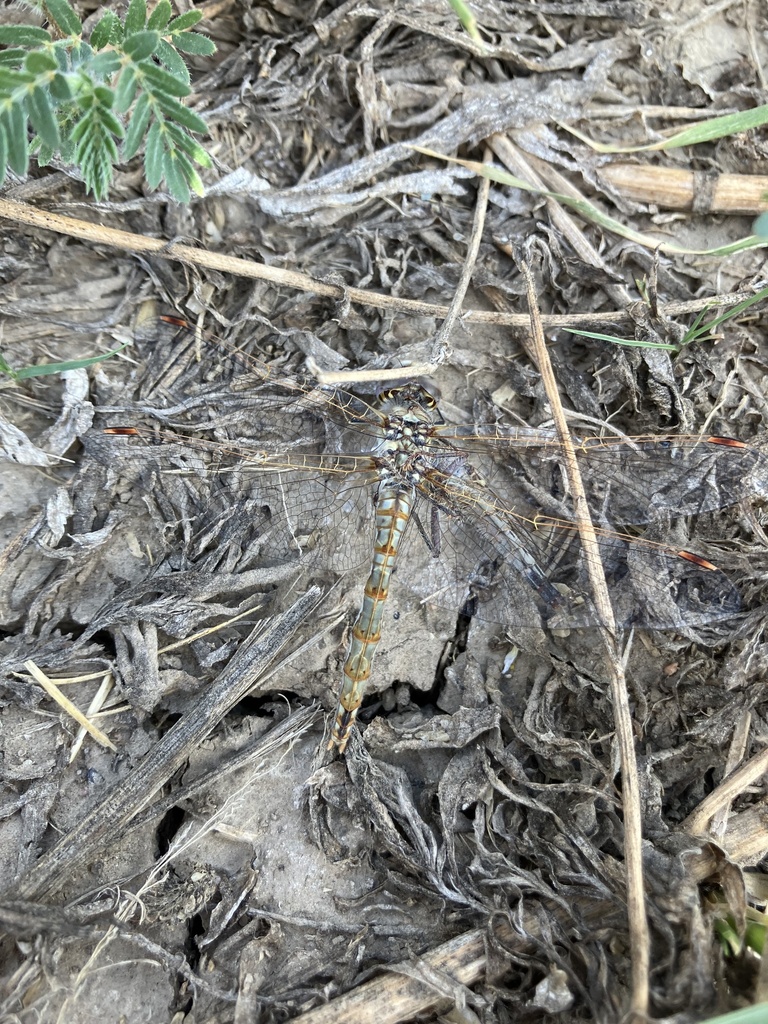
left=91, top=428, right=379, bottom=575
left=435, top=426, right=767, bottom=522
left=403, top=464, right=741, bottom=630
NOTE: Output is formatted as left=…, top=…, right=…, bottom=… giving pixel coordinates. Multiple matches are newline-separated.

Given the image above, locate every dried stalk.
left=516, top=250, right=649, bottom=1019
left=0, top=198, right=757, bottom=330
left=600, top=164, right=768, bottom=214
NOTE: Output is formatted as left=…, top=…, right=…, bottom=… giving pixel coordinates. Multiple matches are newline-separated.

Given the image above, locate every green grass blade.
left=3, top=342, right=129, bottom=381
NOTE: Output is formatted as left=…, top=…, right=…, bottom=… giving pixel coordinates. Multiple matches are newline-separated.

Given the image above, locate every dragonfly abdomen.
left=329, top=482, right=416, bottom=752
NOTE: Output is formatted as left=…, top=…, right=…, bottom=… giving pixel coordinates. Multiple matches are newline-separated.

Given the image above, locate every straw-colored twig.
left=0, top=198, right=758, bottom=331
left=600, top=164, right=768, bottom=214
left=69, top=672, right=115, bottom=762
left=429, top=144, right=493, bottom=364
left=22, top=661, right=116, bottom=752
left=517, top=251, right=649, bottom=1019
left=682, top=743, right=768, bottom=838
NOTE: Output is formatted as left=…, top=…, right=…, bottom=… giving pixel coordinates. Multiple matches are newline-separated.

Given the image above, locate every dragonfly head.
left=377, top=382, right=441, bottom=423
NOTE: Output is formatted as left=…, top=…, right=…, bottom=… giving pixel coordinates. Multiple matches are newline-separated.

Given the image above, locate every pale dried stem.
left=600, top=164, right=768, bottom=215
left=490, top=135, right=632, bottom=309
left=429, top=145, right=492, bottom=364
left=22, top=660, right=116, bottom=751
left=710, top=710, right=753, bottom=841
left=682, top=742, right=768, bottom=837
left=0, top=198, right=756, bottom=331
left=517, top=254, right=649, bottom=1019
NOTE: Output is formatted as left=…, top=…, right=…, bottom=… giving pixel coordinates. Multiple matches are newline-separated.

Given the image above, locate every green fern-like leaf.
left=124, top=0, right=148, bottom=36
left=42, top=0, right=82, bottom=36
left=0, top=26, right=51, bottom=46
left=147, top=0, right=172, bottom=32
left=122, top=92, right=151, bottom=159
left=123, top=30, right=160, bottom=63
left=163, top=149, right=190, bottom=202
left=5, top=103, right=29, bottom=174
left=91, top=11, right=121, bottom=49
left=173, top=31, right=216, bottom=57
left=155, top=38, right=190, bottom=84
left=0, top=0, right=215, bottom=201
left=27, top=86, right=60, bottom=148
left=144, top=119, right=164, bottom=188
left=153, top=90, right=207, bottom=134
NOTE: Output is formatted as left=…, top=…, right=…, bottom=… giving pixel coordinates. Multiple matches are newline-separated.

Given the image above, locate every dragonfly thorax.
left=377, top=382, right=440, bottom=424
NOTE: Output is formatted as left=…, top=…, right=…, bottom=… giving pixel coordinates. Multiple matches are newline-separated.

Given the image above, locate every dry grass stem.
left=0, top=198, right=756, bottom=332
left=518, top=254, right=649, bottom=1017
left=600, top=164, right=768, bottom=214
left=682, top=745, right=768, bottom=837
left=22, top=660, right=116, bottom=751
left=429, top=145, right=493, bottom=364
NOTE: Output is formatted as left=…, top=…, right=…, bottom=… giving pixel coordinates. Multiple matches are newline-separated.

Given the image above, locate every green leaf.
left=155, top=38, right=189, bottom=84
left=102, top=130, right=119, bottom=162
left=171, top=148, right=203, bottom=194
left=100, top=107, right=125, bottom=139
left=123, top=30, right=160, bottom=62
left=53, top=41, right=72, bottom=71
left=126, top=0, right=147, bottom=33
left=122, top=91, right=150, bottom=158
left=0, top=123, right=7, bottom=184
left=138, top=60, right=190, bottom=97
left=89, top=50, right=122, bottom=76
left=154, top=91, right=207, bottom=134
left=37, top=141, right=53, bottom=165
left=93, top=84, right=114, bottom=106
left=165, top=121, right=211, bottom=165
left=173, top=31, right=216, bottom=57
left=49, top=71, right=72, bottom=100
left=68, top=38, right=93, bottom=66
left=144, top=118, right=163, bottom=187
left=163, top=150, right=190, bottom=202
left=167, top=11, right=203, bottom=33
left=24, top=50, right=58, bottom=74
left=185, top=164, right=204, bottom=196
left=76, top=130, right=114, bottom=199
left=10, top=342, right=129, bottom=380
left=3, top=103, right=29, bottom=175
left=0, top=49, right=27, bottom=68
left=0, top=68, right=36, bottom=92
left=27, top=86, right=60, bottom=148
left=147, top=0, right=172, bottom=31
left=114, top=64, right=137, bottom=112
left=43, top=0, right=83, bottom=36
left=0, top=26, right=52, bottom=46
left=562, top=328, right=677, bottom=351
left=69, top=114, right=90, bottom=144
left=91, top=10, right=121, bottom=49
left=124, top=0, right=148, bottom=35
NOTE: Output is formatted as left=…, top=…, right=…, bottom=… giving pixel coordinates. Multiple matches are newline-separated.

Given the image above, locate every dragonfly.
left=99, top=313, right=766, bottom=752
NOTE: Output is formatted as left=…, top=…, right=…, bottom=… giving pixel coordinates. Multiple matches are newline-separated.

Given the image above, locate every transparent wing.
left=94, top=312, right=753, bottom=631
left=396, top=451, right=742, bottom=630
left=436, top=426, right=767, bottom=522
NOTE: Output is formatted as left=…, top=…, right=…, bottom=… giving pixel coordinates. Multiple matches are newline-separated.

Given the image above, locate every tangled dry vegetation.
left=1, top=2, right=768, bottom=1022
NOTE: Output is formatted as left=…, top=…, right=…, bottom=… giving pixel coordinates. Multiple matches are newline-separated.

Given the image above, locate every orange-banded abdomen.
left=328, top=482, right=415, bottom=752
